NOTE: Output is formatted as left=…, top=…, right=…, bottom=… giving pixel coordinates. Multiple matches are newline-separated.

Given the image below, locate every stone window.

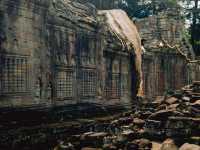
left=55, top=70, right=74, bottom=99
left=111, top=73, right=121, bottom=97
left=104, top=72, right=121, bottom=98
left=0, top=55, right=29, bottom=94
left=80, top=69, right=97, bottom=97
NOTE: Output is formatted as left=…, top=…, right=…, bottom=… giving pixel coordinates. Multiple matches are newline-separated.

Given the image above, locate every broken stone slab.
left=152, top=141, right=162, bottom=150
left=193, top=81, right=200, bottom=85
left=191, top=100, right=200, bottom=110
left=80, top=132, right=108, bottom=147
left=182, top=96, right=191, bottom=102
left=191, top=95, right=200, bottom=101
left=179, top=143, right=200, bottom=150
left=155, top=96, right=165, bottom=104
left=81, top=132, right=94, bottom=138
left=167, top=103, right=180, bottom=111
left=88, top=132, right=108, bottom=138
left=160, top=139, right=178, bottom=150
left=132, top=118, right=145, bottom=129
left=134, top=138, right=152, bottom=149
left=189, top=137, right=200, bottom=145
left=148, top=110, right=184, bottom=121
left=165, top=97, right=178, bottom=105
left=121, top=129, right=134, bottom=136
left=110, top=120, right=118, bottom=126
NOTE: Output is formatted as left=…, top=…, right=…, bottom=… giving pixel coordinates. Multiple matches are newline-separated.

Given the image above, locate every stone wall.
left=0, top=0, right=51, bottom=107
left=142, top=50, right=189, bottom=99
left=76, top=0, right=120, bottom=9
left=136, top=10, right=195, bottom=58
left=187, top=61, right=200, bottom=82
left=0, top=0, right=135, bottom=109
left=136, top=11, right=195, bottom=100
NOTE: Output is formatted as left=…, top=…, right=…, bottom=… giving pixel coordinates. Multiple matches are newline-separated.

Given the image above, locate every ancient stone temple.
left=136, top=10, right=199, bottom=100
left=0, top=0, right=142, bottom=110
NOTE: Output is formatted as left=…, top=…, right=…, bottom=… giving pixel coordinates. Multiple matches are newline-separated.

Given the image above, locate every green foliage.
left=166, top=0, right=178, bottom=7
left=119, top=0, right=179, bottom=18
left=119, top=0, right=200, bottom=56
left=119, top=0, right=148, bottom=18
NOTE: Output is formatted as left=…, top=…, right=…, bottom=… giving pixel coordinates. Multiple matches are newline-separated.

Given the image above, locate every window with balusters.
left=55, top=70, right=75, bottom=99
left=79, top=69, right=97, bottom=97
left=0, top=54, right=29, bottom=95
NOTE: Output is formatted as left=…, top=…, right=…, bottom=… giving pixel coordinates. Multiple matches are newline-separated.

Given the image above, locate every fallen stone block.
left=148, top=110, right=184, bottom=121
left=191, top=100, right=200, bottom=110
left=133, top=118, right=145, bottom=126
left=179, top=143, right=200, bottom=150
left=165, top=97, right=178, bottom=105
left=167, top=103, right=180, bottom=111
left=160, top=138, right=178, bottom=150
left=80, top=132, right=108, bottom=147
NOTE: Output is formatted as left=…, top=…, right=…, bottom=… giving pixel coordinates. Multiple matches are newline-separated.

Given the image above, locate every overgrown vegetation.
left=119, top=0, right=200, bottom=56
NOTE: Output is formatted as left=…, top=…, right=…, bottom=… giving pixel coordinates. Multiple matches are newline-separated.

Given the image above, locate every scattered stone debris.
left=50, top=83, right=199, bottom=149
left=1, top=82, right=200, bottom=149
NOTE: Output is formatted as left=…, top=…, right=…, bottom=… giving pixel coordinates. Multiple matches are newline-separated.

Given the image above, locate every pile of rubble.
left=53, top=82, right=200, bottom=150
left=3, top=82, right=198, bottom=149
left=154, top=81, right=200, bottom=118
left=144, top=81, right=200, bottom=138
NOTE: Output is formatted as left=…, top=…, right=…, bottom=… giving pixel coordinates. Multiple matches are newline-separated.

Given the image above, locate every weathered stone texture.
left=0, top=0, right=50, bottom=106
left=142, top=51, right=189, bottom=99
left=0, top=0, right=138, bottom=109
left=136, top=10, right=193, bottom=57
left=75, top=0, right=120, bottom=10
left=136, top=10, right=198, bottom=99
